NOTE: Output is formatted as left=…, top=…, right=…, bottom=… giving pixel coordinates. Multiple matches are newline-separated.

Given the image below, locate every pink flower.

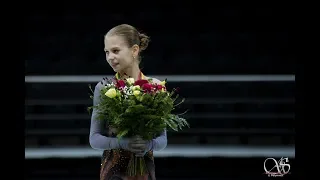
left=142, top=83, right=153, bottom=92
left=134, top=79, right=149, bottom=87
left=116, top=80, right=126, bottom=89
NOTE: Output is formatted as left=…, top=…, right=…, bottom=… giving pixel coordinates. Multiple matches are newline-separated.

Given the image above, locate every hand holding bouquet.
left=88, top=77, right=189, bottom=176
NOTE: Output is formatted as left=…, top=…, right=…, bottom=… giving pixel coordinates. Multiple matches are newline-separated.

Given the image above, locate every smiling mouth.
left=112, top=63, right=119, bottom=67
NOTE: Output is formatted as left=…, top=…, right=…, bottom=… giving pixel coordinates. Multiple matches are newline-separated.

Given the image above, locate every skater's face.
left=104, top=35, right=139, bottom=72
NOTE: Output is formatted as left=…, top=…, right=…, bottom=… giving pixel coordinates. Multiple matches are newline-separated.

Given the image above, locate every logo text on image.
left=264, top=157, right=290, bottom=177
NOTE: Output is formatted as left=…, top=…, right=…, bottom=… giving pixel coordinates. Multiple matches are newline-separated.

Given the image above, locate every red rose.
left=116, top=80, right=126, bottom=88
left=134, top=79, right=149, bottom=87
left=142, top=83, right=153, bottom=92
left=152, top=84, right=157, bottom=90
left=156, top=85, right=164, bottom=90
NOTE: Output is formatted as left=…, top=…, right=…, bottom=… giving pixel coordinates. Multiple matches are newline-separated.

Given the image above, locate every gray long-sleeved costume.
left=89, top=81, right=167, bottom=151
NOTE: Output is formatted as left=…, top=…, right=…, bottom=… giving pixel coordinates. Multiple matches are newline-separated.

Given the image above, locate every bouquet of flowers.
left=88, top=77, right=189, bottom=176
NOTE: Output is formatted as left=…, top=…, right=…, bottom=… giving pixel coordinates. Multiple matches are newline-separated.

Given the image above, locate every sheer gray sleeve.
left=89, top=82, right=128, bottom=150
left=147, top=130, right=168, bottom=151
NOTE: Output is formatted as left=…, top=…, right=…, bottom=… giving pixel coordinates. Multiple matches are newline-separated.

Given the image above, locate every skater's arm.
left=146, top=130, right=167, bottom=151
left=89, top=82, right=129, bottom=150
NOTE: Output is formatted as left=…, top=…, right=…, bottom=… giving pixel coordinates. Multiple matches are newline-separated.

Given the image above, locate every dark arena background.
left=24, top=5, right=295, bottom=180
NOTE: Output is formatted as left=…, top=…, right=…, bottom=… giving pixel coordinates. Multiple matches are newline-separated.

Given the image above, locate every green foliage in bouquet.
left=88, top=77, right=189, bottom=140
left=88, top=77, right=189, bottom=176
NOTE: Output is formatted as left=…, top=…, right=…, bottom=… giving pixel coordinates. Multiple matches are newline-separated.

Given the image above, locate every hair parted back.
left=106, top=24, right=150, bottom=53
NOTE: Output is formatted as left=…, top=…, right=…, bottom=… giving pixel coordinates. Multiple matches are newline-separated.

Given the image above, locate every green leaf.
left=117, top=129, right=129, bottom=138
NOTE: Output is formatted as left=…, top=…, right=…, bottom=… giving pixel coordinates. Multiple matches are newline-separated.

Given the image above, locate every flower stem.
left=126, top=156, right=148, bottom=176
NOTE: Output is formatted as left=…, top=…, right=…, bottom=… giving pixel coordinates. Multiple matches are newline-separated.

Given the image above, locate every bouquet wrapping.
left=88, top=77, right=189, bottom=176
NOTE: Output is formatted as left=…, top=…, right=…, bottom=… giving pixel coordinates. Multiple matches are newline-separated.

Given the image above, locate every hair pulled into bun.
left=139, top=33, right=150, bottom=52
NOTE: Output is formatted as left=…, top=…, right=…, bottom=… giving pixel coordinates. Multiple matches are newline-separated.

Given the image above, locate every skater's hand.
left=129, top=136, right=148, bottom=156
left=134, top=138, right=153, bottom=157
left=119, top=136, right=147, bottom=155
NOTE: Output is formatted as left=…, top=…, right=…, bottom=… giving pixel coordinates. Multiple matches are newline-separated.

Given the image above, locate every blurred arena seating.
left=25, top=7, right=294, bottom=180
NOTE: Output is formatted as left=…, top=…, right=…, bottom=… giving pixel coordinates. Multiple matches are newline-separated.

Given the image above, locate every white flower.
left=105, top=88, right=117, bottom=98
left=105, top=82, right=115, bottom=88
left=130, top=85, right=140, bottom=91
left=133, top=90, right=140, bottom=97
left=126, top=78, right=135, bottom=85
left=122, top=86, right=133, bottom=96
